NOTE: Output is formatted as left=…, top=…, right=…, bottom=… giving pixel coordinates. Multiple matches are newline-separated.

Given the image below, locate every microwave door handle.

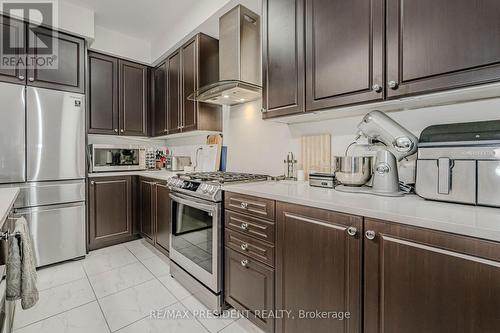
left=438, top=158, right=452, bottom=195
left=169, top=193, right=216, bottom=213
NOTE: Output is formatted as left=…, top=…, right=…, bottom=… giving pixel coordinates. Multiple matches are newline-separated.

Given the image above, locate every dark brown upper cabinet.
left=153, top=62, right=167, bottom=136
left=88, top=52, right=119, bottom=134
left=27, top=25, right=85, bottom=93
left=364, top=218, right=500, bottom=333
left=263, top=0, right=500, bottom=118
left=0, top=16, right=26, bottom=84
left=0, top=17, right=84, bottom=93
left=119, top=59, right=149, bottom=136
left=386, top=0, right=500, bottom=98
left=88, top=176, right=135, bottom=250
left=180, top=34, right=221, bottom=133
left=167, top=49, right=182, bottom=135
left=305, top=0, right=384, bottom=111
left=88, top=53, right=149, bottom=136
left=262, top=0, right=305, bottom=118
left=275, top=202, right=363, bottom=333
left=181, top=37, right=198, bottom=132
left=162, top=34, right=221, bottom=136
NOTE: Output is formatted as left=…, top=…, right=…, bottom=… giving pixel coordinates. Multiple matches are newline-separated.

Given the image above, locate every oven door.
left=169, top=192, right=222, bottom=293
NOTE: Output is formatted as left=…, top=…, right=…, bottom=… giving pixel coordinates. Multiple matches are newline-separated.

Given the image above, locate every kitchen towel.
left=301, top=134, right=332, bottom=179
left=6, top=217, right=39, bottom=310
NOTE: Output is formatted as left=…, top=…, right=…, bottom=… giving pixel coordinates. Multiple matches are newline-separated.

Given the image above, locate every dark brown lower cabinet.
left=225, top=248, right=275, bottom=332
left=138, top=177, right=171, bottom=254
left=364, top=218, right=500, bottom=333
left=275, top=202, right=363, bottom=333
left=155, top=183, right=171, bottom=253
left=88, top=176, right=137, bottom=250
left=139, top=178, right=155, bottom=242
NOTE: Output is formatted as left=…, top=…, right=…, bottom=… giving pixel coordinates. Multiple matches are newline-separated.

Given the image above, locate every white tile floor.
left=14, top=239, right=264, bottom=333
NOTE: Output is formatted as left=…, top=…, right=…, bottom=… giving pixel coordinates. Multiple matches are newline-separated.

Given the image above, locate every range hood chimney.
left=188, top=5, right=261, bottom=106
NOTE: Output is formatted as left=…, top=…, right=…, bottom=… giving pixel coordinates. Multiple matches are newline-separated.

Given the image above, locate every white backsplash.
left=90, top=95, right=500, bottom=177
left=221, top=97, right=500, bottom=176
left=88, top=134, right=218, bottom=172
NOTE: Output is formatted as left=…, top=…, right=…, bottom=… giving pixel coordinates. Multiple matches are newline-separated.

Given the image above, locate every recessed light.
left=223, top=95, right=230, bottom=98
left=239, top=98, right=246, bottom=102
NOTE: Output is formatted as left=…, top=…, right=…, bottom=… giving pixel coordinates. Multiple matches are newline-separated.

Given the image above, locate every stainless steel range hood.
left=188, top=5, right=261, bottom=106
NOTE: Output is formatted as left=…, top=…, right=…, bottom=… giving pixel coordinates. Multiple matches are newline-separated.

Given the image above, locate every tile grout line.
left=83, top=249, right=141, bottom=277
left=109, top=301, right=185, bottom=333
left=13, top=299, right=97, bottom=331
left=124, top=241, right=235, bottom=333
left=83, top=261, right=113, bottom=333
left=35, top=265, right=87, bottom=292
left=178, top=297, right=236, bottom=333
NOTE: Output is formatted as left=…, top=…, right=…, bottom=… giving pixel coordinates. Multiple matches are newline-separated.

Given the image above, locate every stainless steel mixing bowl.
left=334, top=156, right=373, bottom=186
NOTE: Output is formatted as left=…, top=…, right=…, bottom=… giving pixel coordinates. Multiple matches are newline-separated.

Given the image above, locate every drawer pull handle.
left=347, top=227, right=357, bottom=237
left=240, top=223, right=249, bottom=231
left=241, top=259, right=249, bottom=267
left=240, top=202, right=248, bottom=209
left=240, top=243, right=249, bottom=251
left=365, top=230, right=376, bottom=240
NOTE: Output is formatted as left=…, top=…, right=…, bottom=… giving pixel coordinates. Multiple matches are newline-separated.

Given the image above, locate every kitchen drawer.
left=225, top=247, right=275, bottom=333
left=225, top=192, right=275, bottom=221
left=225, top=210, right=275, bottom=244
left=226, top=229, right=275, bottom=267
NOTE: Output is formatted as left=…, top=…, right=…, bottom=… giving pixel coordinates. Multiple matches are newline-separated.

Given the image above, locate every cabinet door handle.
left=18, top=75, right=25, bottom=81
left=28, top=77, right=34, bottom=82
left=240, top=223, right=249, bottom=231
left=388, top=81, right=399, bottom=90
left=120, top=129, right=124, bottom=133
left=372, top=84, right=382, bottom=93
left=240, top=202, right=248, bottom=209
left=114, top=129, right=118, bottom=133
left=240, top=259, right=249, bottom=267
left=347, top=227, right=357, bottom=237
left=365, top=230, right=376, bottom=240
left=240, top=243, right=249, bottom=251
left=90, top=181, right=95, bottom=185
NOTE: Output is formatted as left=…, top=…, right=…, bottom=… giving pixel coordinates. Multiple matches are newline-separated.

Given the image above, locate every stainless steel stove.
left=167, top=172, right=268, bottom=314
left=167, top=171, right=268, bottom=202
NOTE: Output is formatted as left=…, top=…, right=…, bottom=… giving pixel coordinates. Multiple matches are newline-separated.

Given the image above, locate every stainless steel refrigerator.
left=0, top=82, right=86, bottom=267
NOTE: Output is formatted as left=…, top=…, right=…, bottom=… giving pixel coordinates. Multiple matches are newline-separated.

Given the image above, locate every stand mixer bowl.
left=334, top=156, right=373, bottom=186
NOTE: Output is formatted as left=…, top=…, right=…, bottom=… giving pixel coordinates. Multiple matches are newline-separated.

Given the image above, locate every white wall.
left=89, top=25, right=151, bottom=64
left=58, top=1, right=94, bottom=40
left=222, top=98, right=500, bottom=176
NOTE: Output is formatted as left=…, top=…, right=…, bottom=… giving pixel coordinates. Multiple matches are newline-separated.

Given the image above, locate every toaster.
left=416, top=120, right=500, bottom=207
left=166, top=156, right=192, bottom=171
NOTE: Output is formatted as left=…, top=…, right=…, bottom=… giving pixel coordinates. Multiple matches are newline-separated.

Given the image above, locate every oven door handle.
left=169, top=193, right=217, bottom=213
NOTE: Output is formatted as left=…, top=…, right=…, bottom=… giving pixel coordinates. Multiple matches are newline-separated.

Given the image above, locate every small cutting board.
left=301, top=134, right=332, bottom=179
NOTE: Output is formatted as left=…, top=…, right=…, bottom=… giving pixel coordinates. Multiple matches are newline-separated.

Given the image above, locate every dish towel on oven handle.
left=6, top=217, right=39, bottom=309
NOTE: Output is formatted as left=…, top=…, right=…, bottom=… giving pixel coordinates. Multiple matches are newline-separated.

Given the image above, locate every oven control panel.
left=197, top=183, right=220, bottom=196
left=167, top=177, right=222, bottom=201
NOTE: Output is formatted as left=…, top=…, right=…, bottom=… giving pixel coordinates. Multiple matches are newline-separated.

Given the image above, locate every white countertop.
left=88, top=170, right=179, bottom=181
left=0, top=188, right=19, bottom=229
left=223, top=181, right=500, bottom=243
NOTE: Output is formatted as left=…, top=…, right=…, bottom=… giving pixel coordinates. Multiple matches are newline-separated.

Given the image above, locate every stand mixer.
left=335, top=111, right=418, bottom=196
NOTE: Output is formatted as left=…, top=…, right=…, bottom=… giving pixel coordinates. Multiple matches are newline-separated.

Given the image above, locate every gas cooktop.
left=179, top=171, right=269, bottom=184
left=168, top=172, right=269, bottom=202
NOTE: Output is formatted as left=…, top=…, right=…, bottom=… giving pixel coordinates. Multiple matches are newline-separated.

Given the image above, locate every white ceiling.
left=61, top=0, right=261, bottom=63
left=63, top=0, right=200, bottom=40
